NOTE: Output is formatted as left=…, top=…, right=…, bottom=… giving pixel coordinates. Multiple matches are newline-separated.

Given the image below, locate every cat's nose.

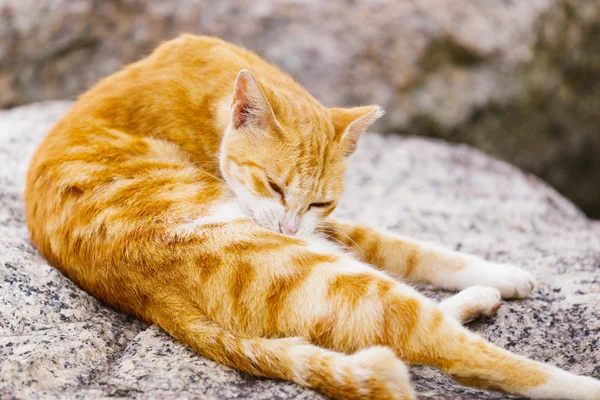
left=279, top=222, right=297, bottom=235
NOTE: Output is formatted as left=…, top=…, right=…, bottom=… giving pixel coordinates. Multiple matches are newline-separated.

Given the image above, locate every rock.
left=1, top=101, right=599, bottom=399
left=1, top=0, right=599, bottom=217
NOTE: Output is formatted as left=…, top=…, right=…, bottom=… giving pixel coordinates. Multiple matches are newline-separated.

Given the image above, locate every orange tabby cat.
left=25, top=35, right=600, bottom=399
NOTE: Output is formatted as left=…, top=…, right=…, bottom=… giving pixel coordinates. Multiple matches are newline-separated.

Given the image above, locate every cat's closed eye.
left=309, top=201, right=333, bottom=210
left=268, top=180, right=284, bottom=198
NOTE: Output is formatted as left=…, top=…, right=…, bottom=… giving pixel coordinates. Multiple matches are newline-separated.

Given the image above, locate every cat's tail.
left=150, top=296, right=416, bottom=400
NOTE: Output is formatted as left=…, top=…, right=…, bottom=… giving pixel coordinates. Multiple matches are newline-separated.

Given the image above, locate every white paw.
left=345, top=347, right=416, bottom=400
left=523, top=365, right=600, bottom=400
left=440, top=285, right=502, bottom=323
left=453, top=261, right=536, bottom=299
left=459, top=285, right=502, bottom=317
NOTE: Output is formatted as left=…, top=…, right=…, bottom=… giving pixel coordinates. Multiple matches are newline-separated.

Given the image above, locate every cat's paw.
left=440, top=285, right=502, bottom=323
left=345, top=347, right=416, bottom=400
left=460, top=285, right=502, bottom=321
left=481, top=263, right=535, bottom=299
left=453, top=261, right=536, bottom=299
left=523, top=365, right=600, bottom=400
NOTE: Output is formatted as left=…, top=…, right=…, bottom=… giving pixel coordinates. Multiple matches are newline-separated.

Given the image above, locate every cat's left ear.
left=331, top=105, right=385, bottom=156
left=231, top=69, right=278, bottom=130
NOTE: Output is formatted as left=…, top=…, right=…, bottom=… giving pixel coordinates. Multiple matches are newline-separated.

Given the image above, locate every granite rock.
left=1, top=0, right=600, bottom=216
left=1, top=101, right=599, bottom=399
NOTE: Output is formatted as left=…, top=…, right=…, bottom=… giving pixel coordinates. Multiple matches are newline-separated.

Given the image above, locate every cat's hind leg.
left=148, top=295, right=416, bottom=400
left=438, top=286, right=502, bottom=324
left=346, top=279, right=600, bottom=399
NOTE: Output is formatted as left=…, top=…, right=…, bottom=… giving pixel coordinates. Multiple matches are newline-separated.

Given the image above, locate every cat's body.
left=25, top=35, right=600, bottom=399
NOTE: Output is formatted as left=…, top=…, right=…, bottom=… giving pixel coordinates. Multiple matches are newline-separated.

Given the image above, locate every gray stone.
left=1, top=101, right=599, bottom=399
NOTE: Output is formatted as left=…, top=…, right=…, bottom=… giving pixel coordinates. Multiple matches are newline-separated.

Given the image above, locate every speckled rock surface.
left=1, top=101, right=599, bottom=399
left=2, top=0, right=600, bottom=216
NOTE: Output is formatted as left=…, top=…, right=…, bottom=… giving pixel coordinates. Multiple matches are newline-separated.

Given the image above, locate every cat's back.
left=26, top=35, right=252, bottom=173
left=75, top=34, right=292, bottom=111
left=33, top=35, right=296, bottom=155
left=24, top=35, right=259, bottom=260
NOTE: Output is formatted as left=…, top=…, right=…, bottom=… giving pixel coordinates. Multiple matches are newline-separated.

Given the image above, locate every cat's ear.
left=332, top=105, right=385, bottom=156
left=231, top=70, right=277, bottom=130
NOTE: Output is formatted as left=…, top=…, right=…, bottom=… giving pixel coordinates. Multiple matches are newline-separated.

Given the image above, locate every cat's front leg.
left=318, top=219, right=535, bottom=299
left=441, top=255, right=535, bottom=299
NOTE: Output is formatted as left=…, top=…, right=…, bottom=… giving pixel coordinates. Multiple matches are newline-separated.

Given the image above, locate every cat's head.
left=219, top=70, right=383, bottom=236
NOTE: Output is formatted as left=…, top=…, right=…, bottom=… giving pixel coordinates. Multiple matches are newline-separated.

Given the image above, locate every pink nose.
left=279, top=222, right=297, bottom=235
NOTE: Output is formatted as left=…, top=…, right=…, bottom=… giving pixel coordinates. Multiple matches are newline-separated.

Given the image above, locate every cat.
left=24, top=34, right=600, bottom=400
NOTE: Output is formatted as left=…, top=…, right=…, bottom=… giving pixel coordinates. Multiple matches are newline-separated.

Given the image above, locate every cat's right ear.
left=331, top=105, right=385, bottom=156
left=231, top=70, right=277, bottom=130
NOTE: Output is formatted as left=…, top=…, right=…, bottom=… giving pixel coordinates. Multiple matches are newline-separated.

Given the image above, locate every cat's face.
left=220, top=70, right=382, bottom=236
left=220, top=133, right=344, bottom=236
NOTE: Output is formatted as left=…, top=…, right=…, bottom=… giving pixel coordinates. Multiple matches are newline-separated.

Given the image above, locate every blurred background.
left=1, top=0, right=599, bottom=217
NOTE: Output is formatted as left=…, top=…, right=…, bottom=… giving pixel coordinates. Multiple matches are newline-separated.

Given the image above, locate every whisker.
left=317, top=223, right=368, bottom=262
left=196, top=169, right=228, bottom=186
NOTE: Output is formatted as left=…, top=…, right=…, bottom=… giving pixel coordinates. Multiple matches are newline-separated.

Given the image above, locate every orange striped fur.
left=25, top=35, right=600, bottom=399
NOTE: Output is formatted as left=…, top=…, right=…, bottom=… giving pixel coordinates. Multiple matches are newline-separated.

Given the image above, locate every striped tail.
left=149, top=296, right=416, bottom=400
